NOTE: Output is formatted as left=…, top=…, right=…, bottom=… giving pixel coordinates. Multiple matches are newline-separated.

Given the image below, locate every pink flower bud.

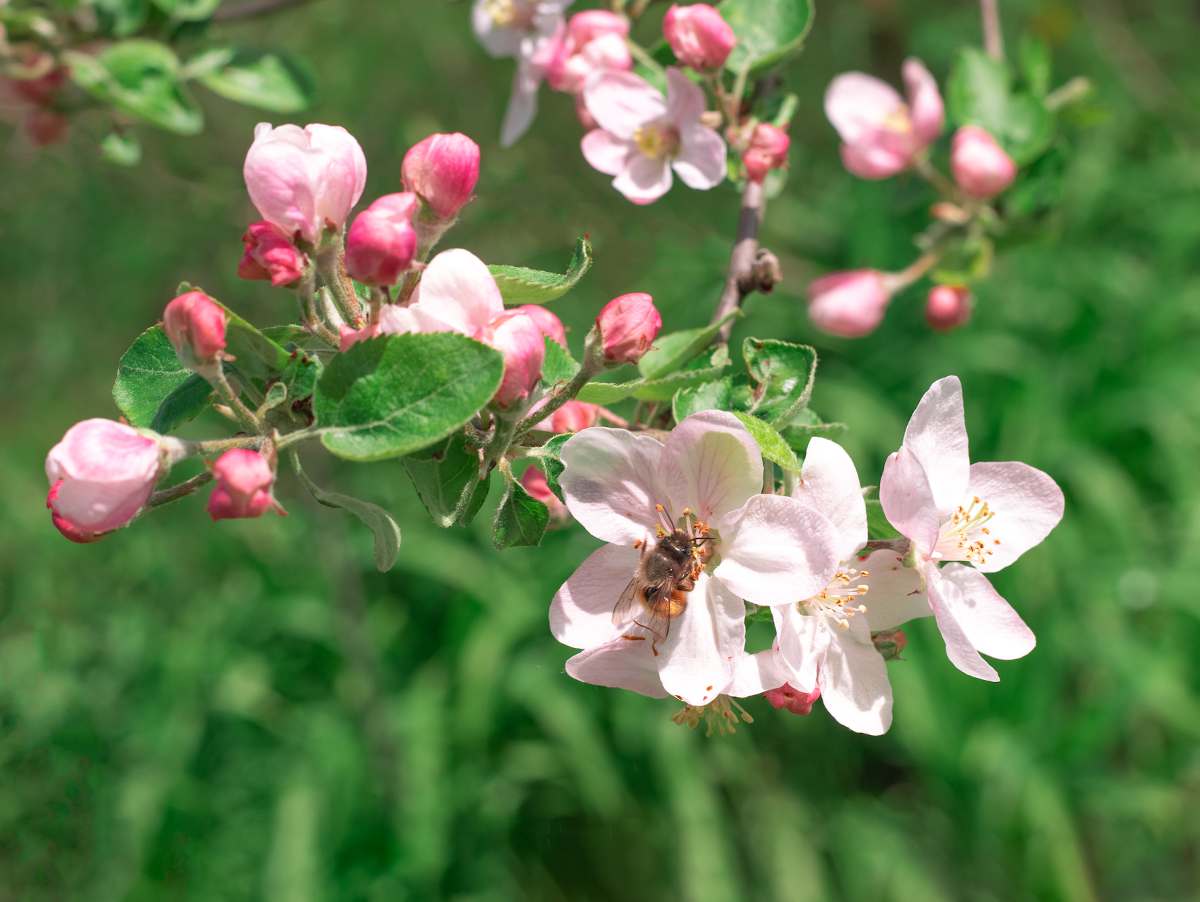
left=550, top=400, right=601, bottom=434
left=950, top=125, right=1017, bottom=200
left=548, top=12, right=633, bottom=93
left=807, top=270, right=892, bottom=338
left=237, top=220, right=306, bottom=287
left=520, top=466, right=568, bottom=522
left=243, top=122, right=367, bottom=244
left=511, top=304, right=566, bottom=347
left=401, top=132, right=481, bottom=221
left=163, top=291, right=227, bottom=368
left=764, top=683, right=821, bottom=716
left=742, top=123, right=790, bottom=183
left=207, top=449, right=284, bottom=521
left=488, top=312, right=546, bottom=408
left=925, top=285, right=973, bottom=332
left=596, top=292, right=662, bottom=364
left=45, top=419, right=169, bottom=541
left=345, top=193, right=419, bottom=286
left=568, top=10, right=630, bottom=45
left=663, top=4, right=736, bottom=71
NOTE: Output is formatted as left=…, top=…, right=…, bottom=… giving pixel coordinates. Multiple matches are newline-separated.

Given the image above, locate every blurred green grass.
left=2, top=0, right=1199, bottom=899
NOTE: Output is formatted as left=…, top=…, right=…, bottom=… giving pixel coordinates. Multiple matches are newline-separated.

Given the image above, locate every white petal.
left=819, top=616, right=893, bottom=735
left=859, top=549, right=931, bottom=631
left=583, top=70, right=666, bottom=140
left=560, top=428, right=665, bottom=545
left=727, top=647, right=788, bottom=697
left=412, top=248, right=505, bottom=337
left=925, top=566, right=997, bottom=681
left=879, top=447, right=941, bottom=553
left=580, top=129, right=631, bottom=176
left=656, top=573, right=744, bottom=706
left=565, top=640, right=669, bottom=699
left=946, top=461, right=1065, bottom=572
left=901, top=375, right=970, bottom=518
left=716, top=495, right=841, bottom=606
left=661, top=410, right=762, bottom=526
left=665, top=67, right=705, bottom=124
left=774, top=603, right=824, bottom=692
left=500, top=64, right=541, bottom=148
left=613, top=153, right=673, bottom=204
left=472, top=0, right=525, bottom=57
left=550, top=544, right=640, bottom=648
left=824, top=72, right=905, bottom=144
left=793, top=437, right=867, bottom=561
left=935, top=564, right=1036, bottom=660
left=673, top=123, right=727, bottom=190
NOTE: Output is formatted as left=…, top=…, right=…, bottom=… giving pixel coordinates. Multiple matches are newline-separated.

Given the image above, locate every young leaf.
left=151, top=374, right=213, bottom=433
left=293, top=458, right=402, bottom=571
left=577, top=349, right=731, bottom=404
left=492, top=473, right=550, bottom=549
left=315, top=333, right=503, bottom=462
left=743, top=338, right=817, bottom=425
left=672, top=376, right=736, bottom=421
left=199, top=49, right=315, bottom=113
left=637, top=310, right=739, bottom=380
left=524, top=433, right=571, bottom=502
left=946, top=47, right=1053, bottom=165
left=541, top=337, right=580, bottom=387
left=211, top=299, right=296, bottom=381
left=151, top=0, right=220, bottom=21
left=732, top=412, right=801, bottom=472
left=113, top=325, right=204, bottom=428
left=719, top=0, right=814, bottom=76
left=100, top=130, right=141, bottom=166
left=779, top=409, right=848, bottom=449
left=490, top=236, right=593, bottom=305
left=66, top=41, right=203, bottom=135
left=402, top=432, right=488, bottom=528
left=94, top=0, right=150, bottom=38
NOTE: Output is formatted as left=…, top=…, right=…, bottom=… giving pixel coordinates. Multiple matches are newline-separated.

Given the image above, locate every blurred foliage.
left=2, top=0, right=1199, bottom=899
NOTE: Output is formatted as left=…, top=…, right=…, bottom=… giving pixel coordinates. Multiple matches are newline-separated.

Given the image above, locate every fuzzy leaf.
left=113, top=325, right=210, bottom=428
left=490, top=236, right=593, bottom=305
left=492, top=474, right=549, bottom=549
left=199, top=48, right=314, bottom=113
left=403, top=432, right=488, bottom=528
left=66, top=41, right=203, bottom=134
left=293, top=458, right=402, bottom=571
left=541, top=337, right=580, bottom=387
left=732, top=412, right=801, bottom=472
left=720, top=0, right=814, bottom=76
left=637, top=310, right=738, bottom=380
left=672, top=376, right=736, bottom=421
left=526, top=433, right=571, bottom=503
left=743, top=338, right=817, bottom=425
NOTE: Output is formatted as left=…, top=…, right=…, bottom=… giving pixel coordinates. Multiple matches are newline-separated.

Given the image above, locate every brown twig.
left=213, top=0, right=317, bottom=23
left=711, top=179, right=771, bottom=344
left=148, top=471, right=214, bottom=508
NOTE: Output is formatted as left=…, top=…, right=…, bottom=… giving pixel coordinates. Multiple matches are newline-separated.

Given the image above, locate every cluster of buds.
left=2, top=49, right=69, bottom=147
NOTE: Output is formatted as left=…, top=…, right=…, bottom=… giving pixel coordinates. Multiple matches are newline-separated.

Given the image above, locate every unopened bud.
left=763, top=683, right=821, bottom=716
left=807, top=270, right=892, bottom=338
left=401, top=132, right=481, bottom=221
left=663, top=4, right=736, bottom=71
left=742, top=123, right=790, bottom=183
left=208, top=449, right=284, bottom=521
left=925, top=285, right=972, bottom=332
left=520, top=466, right=568, bottom=522
left=488, top=312, right=546, bottom=409
left=345, top=193, right=419, bottom=286
left=950, top=125, right=1017, bottom=200
left=551, top=400, right=601, bottom=433
left=871, top=629, right=908, bottom=661
left=238, top=220, right=306, bottom=287
left=511, top=304, right=567, bottom=347
left=596, top=292, right=662, bottom=364
left=163, top=290, right=227, bottom=369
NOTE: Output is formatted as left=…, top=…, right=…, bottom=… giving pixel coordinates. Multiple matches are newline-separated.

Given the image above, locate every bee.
left=613, top=508, right=713, bottom=655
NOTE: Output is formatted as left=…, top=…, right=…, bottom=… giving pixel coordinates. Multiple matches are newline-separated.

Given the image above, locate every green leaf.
left=866, top=498, right=901, bottom=541
left=541, top=337, right=580, bottom=387
left=720, top=0, right=814, bottom=76
left=1018, top=35, right=1052, bottom=97
left=931, top=234, right=994, bottom=286
left=489, top=236, right=593, bottom=305
left=577, top=349, right=731, bottom=404
left=527, top=433, right=571, bottom=502
left=94, top=0, right=149, bottom=37
left=113, top=325, right=201, bottom=428
left=743, top=338, right=817, bottom=426
left=732, top=412, right=801, bottom=471
left=213, top=299, right=294, bottom=381
left=293, top=457, right=402, bottom=571
left=151, top=0, right=220, bottom=21
left=637, top=310, right=738, bottom=380
left=946, top=47, right=1053, bottom=165
left=66, top=41, right=203, bottom=135
left=492, top=474, right=549, bottom=549
left=100, top=130, right=141, bottom=166
left=150, top=373, right=213, bottom=433
left=277, top=349, right=322, bottom=402
left=672, top=376, right=735, bottom=421
left=402, top=432, right=488, bottom=528
left=199, top=48, right=315, bottom=113
left=315, top=333, right=503, bottom=462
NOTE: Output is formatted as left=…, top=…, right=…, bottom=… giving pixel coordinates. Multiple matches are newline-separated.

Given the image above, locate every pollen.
left=944, top=496, right=999, bottom=565
left=633, top=124, right=680, bottom=160
left=484, top=0, right=532, bottom=27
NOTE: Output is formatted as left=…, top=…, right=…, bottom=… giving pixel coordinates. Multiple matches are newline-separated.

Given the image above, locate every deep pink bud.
left=950, top=125, right=1017, bottom=199
left=511, top=304, right=566, bottom=347
left=163, top=291, right=227, bottom=368
left=401, top=132, right=481, bottom=220
left=548, top=12, right=633, bottom=93
left=238, top=220, right=306, bottom=286
left=207, top=449, right=284, bottom=521
left=596, top=292, right=662, bottom=364
left=568, top=10, right=630, bottom=45
left=550, top=400, right=601, bottom=434
left=764, top=683, right=821, bottom=716
left=520, top=466, right=568, bottom=521
left=925, top=285, right=973, bottom=332
left=488, top=312, right=546, bottom=408
left=663, top=4, right=736, bottom=71
left=345, top=193, right=419, bottom=286
left=807, top=270, right=893, bottom=338
left=742, top=123, right=790, bottom=183
left=45, top=419, right=171, bottom=541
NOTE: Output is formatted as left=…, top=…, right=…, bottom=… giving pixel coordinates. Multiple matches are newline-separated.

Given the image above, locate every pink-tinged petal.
left=550, top=543, right=640, bottom=648
left=858, top=549, right=931, bottom=631
left=925, top=566, right=998, bottom=681
left=824, top=72, right=905, bottom=144
left=565, top=640, right=669, bottom=699
left=665, top=67, right=705, bottom=125
left=412, top=248, right=505, bottom=337
left=902, top=57, right=944, bottom=147
left=820, top=615, right=893, bottom=735
left=901, top=375, right=970, bottom=518
left=583, top=70, right=667, bottom=140
left=662, top=410, right=762, bottom=525
left=793, top=437, right=867, bottom=561
left=941, top=461, right=1065, bottom=572
left=727, top=648, right=789, bottom=697
left=472, top=0, right=525, bottom=57
left=936, top=564, right=1036, bottom=661
left=656, top=574, right=745, bottom=706
left=501, top=64, right=541, bottom=148
left=560, top=428, right=665, bottom=545
left=716, top=495, right=842, bottom=606
left=612, top=153, right=673, bottom=204
left=673, top=123, right=727, bottom=190
left=839, top=139, right=912, bottom=180
left=581, top=128, right=632, bottom=176
left=879, top=447, right=941, bottom=552
left=774, top=603, right=824, bottom=693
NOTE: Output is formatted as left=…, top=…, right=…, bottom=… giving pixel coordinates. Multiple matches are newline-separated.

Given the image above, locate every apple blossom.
left=243, top=122, right=367, bottom=244
left=662, top=4, right=736, bottom=71
left=742, top=123, right=790, bottom=183
left=926, top=284, right=972, bottom=331
left=511, top=304, right=566, bottom=347
left=825, top=58, right=944, bottom=179
left=807, top=269, right=893, bottom=338
left=163, top=290, right=227, bottom=369
left=401, top=133, right=481, bottom=221
left=581, top=68, right=727, bottom=204
left=208, top=449, right=284, bottom=521
left=549, top=400, right=600, bottom=433
left=238, top=221, right=306, bottom=287
left=45, top=419, right=182, bottom=542
left=546, top=10, right=632, bottom=94
left=596, top=292, right=662, bottom=363
left=488, top=311, right=546, bottom=408
left=550, top=411, right=842, bottom=706
left=344, top=193, right=419, bottom=286
left=472, top=0, right=573, bottom=147
left=880, top=376, right=1064, bottom=681
left=951, top=125, right=1017, bottom=200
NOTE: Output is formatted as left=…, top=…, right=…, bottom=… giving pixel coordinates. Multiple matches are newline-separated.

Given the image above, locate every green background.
left=3, top=1, right=1198, bottom=898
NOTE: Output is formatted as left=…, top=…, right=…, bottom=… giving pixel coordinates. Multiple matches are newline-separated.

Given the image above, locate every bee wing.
left=629, top=580, right=676, bottom=644
left=612, top=576, right=645, bottom=628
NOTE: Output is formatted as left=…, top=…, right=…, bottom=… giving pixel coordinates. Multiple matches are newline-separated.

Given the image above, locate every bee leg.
left=677, top=576, right=695, bottom=593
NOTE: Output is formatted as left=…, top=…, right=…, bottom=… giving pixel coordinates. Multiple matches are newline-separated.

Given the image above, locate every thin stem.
left=887, top=250, right=942, bottom=293
left=482, top=412, right=524, bottom=478
left=711, top=178, right=766, bottom=345
left=1045, top=76, right=1092, bottom=111
left=212, top=366, right=262, bottom=433
left=189, top=435, right=266, bottom=457
left=913, top=155, right=961, bottom=200
left=316, top=240, right=365, bottom=329
left=980, top=0, right=1005, bottom=61
left=148, top=471, right=213, bottom=508
left=627, top=39, right=666, bottom=79
left=514, top=341, right=604, bottom=439
left=213, top=0, right=317, bottom=23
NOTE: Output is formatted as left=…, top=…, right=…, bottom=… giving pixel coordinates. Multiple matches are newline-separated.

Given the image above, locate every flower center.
left=883, top=105, right=913, bottom=134
left=484, top=0, right=533, bottom=28
left=939, top=495, right=1000, bottom=565
left=801, top=566, right=870, bottom=629
left=633, top=124, right=680, bottom=160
